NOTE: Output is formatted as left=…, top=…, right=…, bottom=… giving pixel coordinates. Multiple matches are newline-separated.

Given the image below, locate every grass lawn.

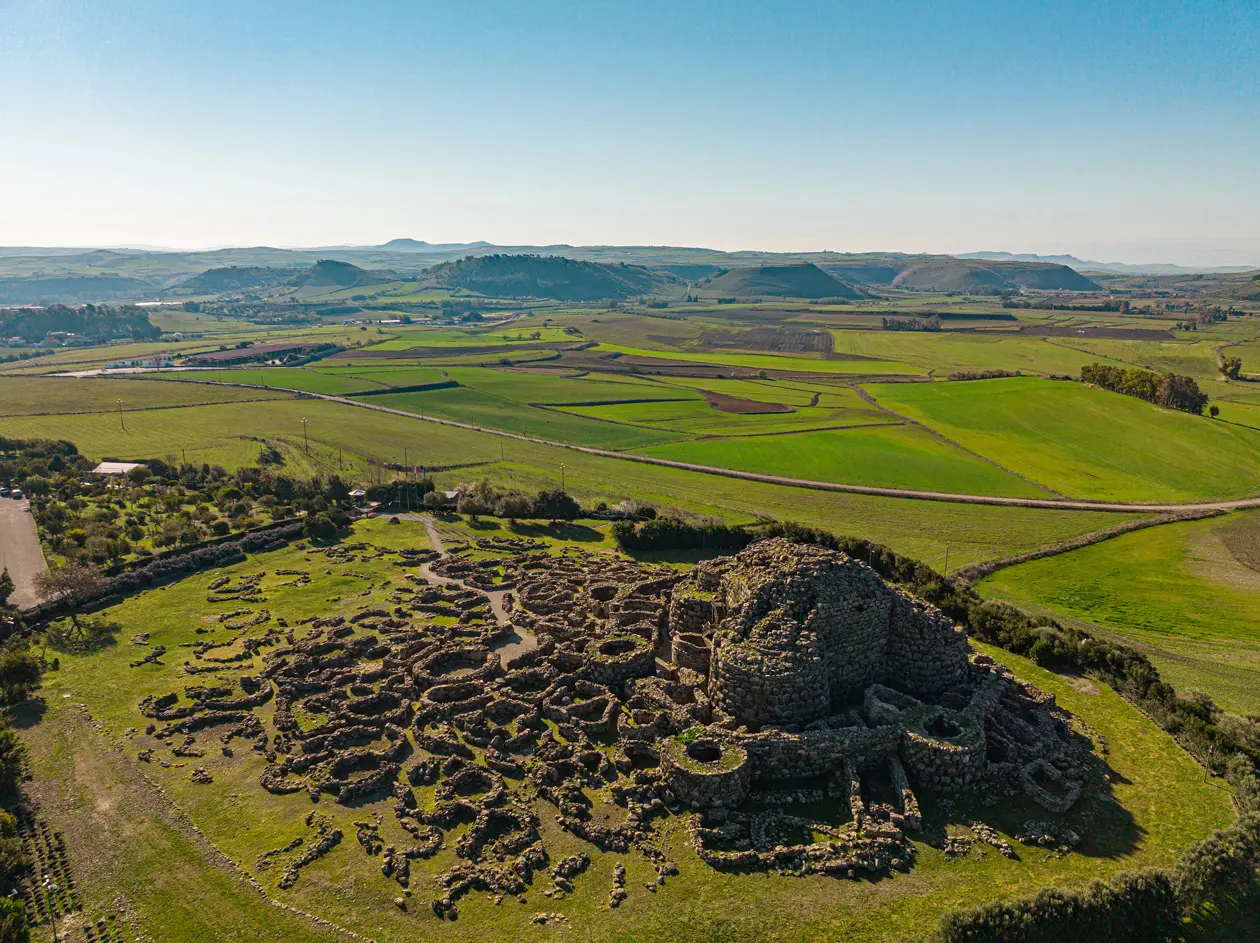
left=635, top=424, right=1049, bottom=498
left=979, top=510, right=1260, bottom=714
left=868, top=376, right=1260, bottom=502
left=23, top=518, right=1234, bottom=943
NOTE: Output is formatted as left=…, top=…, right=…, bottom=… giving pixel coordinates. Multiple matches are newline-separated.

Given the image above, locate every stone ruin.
left=133, top=536, right=1094, bottom=919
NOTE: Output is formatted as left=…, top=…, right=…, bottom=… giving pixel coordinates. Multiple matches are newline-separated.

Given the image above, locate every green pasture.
left=559, top=398, right=894, bottom=436
left=868, top=376, right=1260, bottom=502
left=25, top=517, right=1233, bottom=943
left=594, top=343, right=923, bottom=375
left=1041, top=337, right=1226, bottom=380
left=443, top=366, right=687, bottom=404
left=646, top=375, right=860, bottom=406
left=364, top=325, right=575, bottom=351
left=828, top=331, right=1133, bottom=376
left=0, top=393, right=1141, bottom=568
left=357, top=387, right=689, bottom=450
left=635, top=424, right=1049, bottom=497
left=979, top=510, right=1260, bottom=714
left=0, top=376, right=292, bottom=416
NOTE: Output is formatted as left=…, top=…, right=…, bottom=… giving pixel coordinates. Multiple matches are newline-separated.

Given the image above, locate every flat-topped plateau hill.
left=423, top=253, right=683, bottom=301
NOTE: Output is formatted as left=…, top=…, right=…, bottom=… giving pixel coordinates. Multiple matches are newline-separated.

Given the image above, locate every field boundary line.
left=952, top=508, right=1227, bottom=581
left=137, top=378, right=1260, bottom=513
left=850, top=383, right=1067, bottom=498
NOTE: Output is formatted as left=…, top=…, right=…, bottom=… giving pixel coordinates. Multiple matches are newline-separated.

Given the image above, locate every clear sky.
left=1, top=0, right=1257, bottom=264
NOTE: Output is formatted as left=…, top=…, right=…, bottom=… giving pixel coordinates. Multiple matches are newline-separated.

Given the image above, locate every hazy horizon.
left=1, top=0, right=1256, bottom=267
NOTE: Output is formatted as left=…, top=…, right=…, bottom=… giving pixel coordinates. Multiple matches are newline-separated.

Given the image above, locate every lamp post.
left=301, top=417, right=308, bottom=454
left=116, top=399, right=125, bottom=431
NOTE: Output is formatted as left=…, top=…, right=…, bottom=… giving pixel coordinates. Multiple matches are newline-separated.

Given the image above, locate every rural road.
left=123, top=377, right=1260, bottom=515
left=0, top=497, right=46, bottom=608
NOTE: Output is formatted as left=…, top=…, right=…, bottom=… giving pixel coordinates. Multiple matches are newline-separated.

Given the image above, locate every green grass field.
left=595, top=343, right=923, bottom=375
left=0, top=376, right=292, bottom=416
left=979, top=510, right=1260, bottom=714
left=365, top=325, right=575, bottom=350
left=559, top=398, right=895, bottom=436
left=360, top=387, right=690, bottom=449
left=828, top=332, right=1135, bottom=376
left=23, top=518, right=1233, bottom=943
left=0, top=393, right=1140, bottom=568
left=868, top=376, right=1260, bottom=502
left=635, top=424, right=1048, bottom=497
left=1039, top=336, right=1226, bottom=380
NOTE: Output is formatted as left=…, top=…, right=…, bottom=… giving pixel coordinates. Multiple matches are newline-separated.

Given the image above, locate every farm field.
left=594, top=343, right=923, bottom=375
left=24, top=517, right=1233, bottom=943
left=0, top=392, right=1141, bottom=568
left=360, top=387, right=690, bottom=449
left=441, top=367, right=690, bottom=404
left=827, top=331, right=1136, bottom=376
left=364, top=325, right=576, bottom=350
left=557, top=398, right=894, bottom=436
left=635, top=424, right=1049, bottom=497
left=0, top=376, right=292, bottom=416
left=867, top=376, right=1260, bottom=502
left=979, top=510, right=1260, bottom=714
left=1038, top=336, right=1227, bottom=380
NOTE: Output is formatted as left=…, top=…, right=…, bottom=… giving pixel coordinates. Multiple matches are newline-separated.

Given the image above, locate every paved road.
left=161, top=379, right=1260, bottom=515
left=0, top=497, right=46, bottom=608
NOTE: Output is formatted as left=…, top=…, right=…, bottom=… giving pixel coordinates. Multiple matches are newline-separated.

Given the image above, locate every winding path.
left=389, top=512, right=535, bottom=662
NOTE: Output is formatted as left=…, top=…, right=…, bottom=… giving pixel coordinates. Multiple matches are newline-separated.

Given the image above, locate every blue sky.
left=1, top=0, right=1257, bottom=263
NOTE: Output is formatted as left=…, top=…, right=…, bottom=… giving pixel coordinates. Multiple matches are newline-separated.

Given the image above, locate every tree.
left=1209, top=405, right=1220, bottom=418
left=1220, top=356, right=1243, bottom=380
left=496, top=492, right=531, bottom=522
left=532, top=489, right=580, bottom=523
left=0, top=647, right=41, bottom=705
left=33, top=563, right=107, bottom=628
left=0, top=728, right=25, bottom=796
left=0, top=897, right=27, bottom=943
left=0, top=570, right=12, bottom=608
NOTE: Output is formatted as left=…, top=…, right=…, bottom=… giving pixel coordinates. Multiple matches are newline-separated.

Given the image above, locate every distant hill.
left=380, top=238, right=492, bottom=252
left=891, top=259, right=1099, bottom=293
left=172, top=266, right=296, bottom=295
left=960, top=251, right=1258, bottom=276
left=698, top=263, right=861, bottom=299
left=423, top=254, right=681, bottom=301
left=0, top=275, right=155, bottom=305
left=294, top=259, right=388, bottom=290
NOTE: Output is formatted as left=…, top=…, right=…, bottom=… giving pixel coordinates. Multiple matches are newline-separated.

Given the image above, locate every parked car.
left=9, top=490, right=22, bottom=500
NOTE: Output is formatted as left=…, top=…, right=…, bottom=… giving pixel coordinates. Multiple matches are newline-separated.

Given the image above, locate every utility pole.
left=338, top=448, right=343, bottom=470
left=561, top=464, right=566, bottom=492
left=301, top=417, right=308, bottom=454
left=117, top=399, right=125, bottom=431
left=943, top=543, right=950, bottom=577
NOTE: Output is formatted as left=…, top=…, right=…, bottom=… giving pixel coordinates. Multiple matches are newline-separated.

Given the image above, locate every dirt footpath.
left=0, top=496, right=46, bottom=608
